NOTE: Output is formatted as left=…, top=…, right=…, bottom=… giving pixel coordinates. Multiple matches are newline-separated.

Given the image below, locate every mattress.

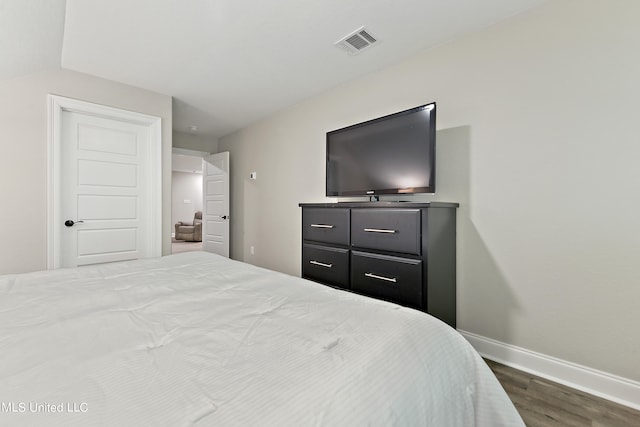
left=0, top=252, right=524, bottom=426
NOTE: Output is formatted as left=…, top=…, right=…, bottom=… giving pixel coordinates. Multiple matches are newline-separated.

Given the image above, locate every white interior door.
left=49, top=96, right=161, bottom=268
left=202, top=152, right=230, bottom=257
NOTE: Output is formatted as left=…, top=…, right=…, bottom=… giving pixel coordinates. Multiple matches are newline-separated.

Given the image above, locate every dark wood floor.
left=485, top=359, right=640, bottom=427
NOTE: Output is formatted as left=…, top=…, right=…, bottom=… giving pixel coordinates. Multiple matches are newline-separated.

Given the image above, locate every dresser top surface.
left=299, top=201, right=459, bottom=208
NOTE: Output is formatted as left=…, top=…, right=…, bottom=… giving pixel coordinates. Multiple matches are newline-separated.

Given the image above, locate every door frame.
left=47, top=95, right=162, bottom=269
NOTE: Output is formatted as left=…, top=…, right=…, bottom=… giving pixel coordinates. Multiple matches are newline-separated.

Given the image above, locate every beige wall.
left=172, top=171, right=203, bottom=229
left=173, top=130, right=218, bottom=153
left=0, top=68, right=173, bottom=274
left=219, top=0, right=640, bottom=382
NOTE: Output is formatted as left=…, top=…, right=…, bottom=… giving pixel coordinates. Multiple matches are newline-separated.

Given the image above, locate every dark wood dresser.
left=299, top=202, right=458, bottom=328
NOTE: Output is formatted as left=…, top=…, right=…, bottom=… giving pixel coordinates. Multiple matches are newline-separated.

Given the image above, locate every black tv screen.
left=326, top=103, right=436, bottom=197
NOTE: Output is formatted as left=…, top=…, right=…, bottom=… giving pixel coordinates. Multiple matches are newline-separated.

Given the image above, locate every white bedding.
left=0, top=252, right=523, bottom=426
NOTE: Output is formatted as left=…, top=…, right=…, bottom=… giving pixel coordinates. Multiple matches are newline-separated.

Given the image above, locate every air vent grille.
left=359, top=30, right=376, bottom=44
left=335, top=27, right=379, bottom=55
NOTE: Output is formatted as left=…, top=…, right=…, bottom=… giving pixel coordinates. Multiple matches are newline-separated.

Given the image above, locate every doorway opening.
left=171, top=148, right=230, bottom=257
left=172, top=148, right=206, bottom=254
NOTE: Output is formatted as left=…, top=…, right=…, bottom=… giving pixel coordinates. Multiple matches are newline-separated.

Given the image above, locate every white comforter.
left=0, top=252, right=523, bottom=426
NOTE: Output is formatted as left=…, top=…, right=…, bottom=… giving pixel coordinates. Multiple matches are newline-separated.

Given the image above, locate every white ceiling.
left=2, top=0, right=546, bottom=139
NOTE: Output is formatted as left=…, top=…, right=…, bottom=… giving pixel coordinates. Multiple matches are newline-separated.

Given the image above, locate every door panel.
left=77, top=160, right=137, bottom=187
left=202, top=152, right=230, bottom=257
left=77, top=228, right=137, bottom=256
left=205, top=219, right=225, bottom=236
left=77, top=195, right=137, bottom=219
left=78, top=124, right=138, bottom=155
left=60, top=110, right=151, bottom=267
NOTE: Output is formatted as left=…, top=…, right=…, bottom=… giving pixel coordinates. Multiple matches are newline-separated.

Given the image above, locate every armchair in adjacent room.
left=175, top=211, right=203, bottom=242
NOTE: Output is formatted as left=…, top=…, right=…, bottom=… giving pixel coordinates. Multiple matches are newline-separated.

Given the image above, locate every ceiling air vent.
left=335, top=27, right=379, bottom=55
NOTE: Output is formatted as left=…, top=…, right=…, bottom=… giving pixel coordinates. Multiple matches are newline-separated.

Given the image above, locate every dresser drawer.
left=302, top=208, right=350, bottom=245
left=351, top=209, right=421, bottom=255
left=351, top=251, right=422, bottom=308
left=302, top=244, right=349, bottom=288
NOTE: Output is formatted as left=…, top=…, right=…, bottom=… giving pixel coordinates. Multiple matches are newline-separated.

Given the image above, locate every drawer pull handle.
left=363, top=228, right=396, bottom=234
left=310, top=260, right=333, bottom=268
left=311, top=224, right=334, bottom=229
left=365, top=272, right=397, bottom=283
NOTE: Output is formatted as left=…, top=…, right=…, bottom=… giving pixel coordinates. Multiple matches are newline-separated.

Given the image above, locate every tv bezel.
left=325, top=102, right=436, bottom=197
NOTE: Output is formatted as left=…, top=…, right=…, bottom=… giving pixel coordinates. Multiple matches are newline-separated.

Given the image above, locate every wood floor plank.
left=514, top=405, right=569, bottom=427
left=484, top=359, right=640, bottom=427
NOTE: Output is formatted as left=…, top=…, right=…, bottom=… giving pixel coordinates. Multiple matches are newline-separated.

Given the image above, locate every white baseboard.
left=458, top=329, right=640, bottom=411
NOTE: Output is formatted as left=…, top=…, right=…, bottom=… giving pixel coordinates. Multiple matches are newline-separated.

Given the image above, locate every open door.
left=202, top=152, right=230, bottom=257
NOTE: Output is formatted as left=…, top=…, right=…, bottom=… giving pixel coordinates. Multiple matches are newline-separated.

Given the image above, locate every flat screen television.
left=326, top=102, right=436, bottom=197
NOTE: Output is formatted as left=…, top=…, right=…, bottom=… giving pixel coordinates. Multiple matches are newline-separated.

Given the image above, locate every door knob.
left=221, top=215, right=229, bottom=220
left=64, top=220, right=84, bottom=227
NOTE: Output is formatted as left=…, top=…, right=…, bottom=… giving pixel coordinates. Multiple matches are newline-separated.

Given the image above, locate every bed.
left=0, top=252, right=524, bottom=426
